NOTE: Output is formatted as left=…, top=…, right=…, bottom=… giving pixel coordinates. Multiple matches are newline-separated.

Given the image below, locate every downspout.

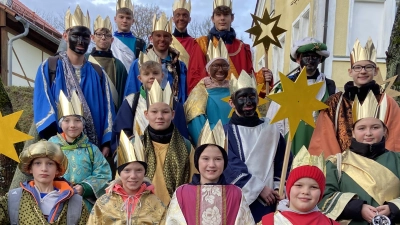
left=7, top=15, right=29, bottom=86
left=321, top=0, right=330, bottom=73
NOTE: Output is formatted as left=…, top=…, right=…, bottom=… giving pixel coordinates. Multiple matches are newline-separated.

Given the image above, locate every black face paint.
left=68, top=26, right=91, bottom=55
left=233, top=88, right=258, bottom=117
left=299, top=52, right=321, bottom=75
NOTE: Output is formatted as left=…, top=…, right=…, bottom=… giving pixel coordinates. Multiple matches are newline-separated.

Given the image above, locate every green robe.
left=319, top=150, right=400, bottom=225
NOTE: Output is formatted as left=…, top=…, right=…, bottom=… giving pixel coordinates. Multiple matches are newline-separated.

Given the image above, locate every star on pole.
left=268, top=68, right=328, bottom=141
left=374, top=71, right=400, bottom=98
left=222, top=84, right=268, bottom=118
left=245, top=8, right=286, bottom=51
left=0, top=111, right=33, bottom=162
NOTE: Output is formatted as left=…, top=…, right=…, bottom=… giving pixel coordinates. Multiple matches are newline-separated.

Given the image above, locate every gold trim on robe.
left=183, top=80, right=208, bottom=123
left=274, top=212, right=294, bottom=225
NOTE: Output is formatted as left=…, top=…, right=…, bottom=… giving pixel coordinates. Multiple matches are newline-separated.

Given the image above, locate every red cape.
left=262, top=211, right=340, bottom=225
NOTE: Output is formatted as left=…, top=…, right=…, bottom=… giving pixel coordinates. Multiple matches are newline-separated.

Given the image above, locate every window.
left=291, top=6, right=310, bottom=70
left=272, top=35, right=285, bottom=82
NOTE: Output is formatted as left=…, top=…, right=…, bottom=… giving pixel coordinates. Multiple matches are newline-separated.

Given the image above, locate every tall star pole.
left=246, top=8, right=286, bottom=95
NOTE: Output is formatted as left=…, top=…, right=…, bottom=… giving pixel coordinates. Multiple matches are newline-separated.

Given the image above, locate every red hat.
left=286, top=165, right=326, bottom=201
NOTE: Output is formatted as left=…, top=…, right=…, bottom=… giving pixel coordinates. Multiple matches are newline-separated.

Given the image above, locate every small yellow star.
left=374, top=71, right=400, bottom=98
left=268, top=68, right=328, bottom=140
left=246, top=8, right=286, bottom=51
left=0, top=111, right=33, bottom=162
left=222, top=84, right=268, bottom=118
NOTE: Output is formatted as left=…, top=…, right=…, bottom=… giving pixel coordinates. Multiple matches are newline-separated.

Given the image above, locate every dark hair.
left=28, top=158, right=62, bottom=176
left=194, top=144, right=228, bottom=171
left=212, top=6, right=233, bottom=16
left=352, top=119, right=389, bottom=138
left=116, top=8, right=133, bottom=17
left=117, top=161, right=147, bottom=175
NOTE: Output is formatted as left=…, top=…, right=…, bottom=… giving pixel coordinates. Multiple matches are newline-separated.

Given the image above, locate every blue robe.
left=48, top=134, right=112, bottom=212
left=33, top=58, right=115, bottom=145
left=223, top=119, right=291, bottom=223
left=111, top=89, right=188, bottom=154
left=123, top=58, right=188, bottom=104
left=187, top=87, right=231, bottom=146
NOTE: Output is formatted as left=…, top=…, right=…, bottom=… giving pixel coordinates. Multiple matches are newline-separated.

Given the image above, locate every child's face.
left=289, top=177, right=321, bottom=212
left=30, top=157, right=59, bottom=185
left=144, top=102, right=174, bottom=131
left=61, top=116, right=83, bottom=141
left=138, top=68, right=163, bottom=90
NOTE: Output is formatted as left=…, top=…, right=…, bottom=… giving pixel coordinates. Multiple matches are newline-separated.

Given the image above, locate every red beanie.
left=286, top=165, right=326, bottom=201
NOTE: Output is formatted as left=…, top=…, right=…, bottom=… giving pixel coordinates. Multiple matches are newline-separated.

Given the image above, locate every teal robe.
left=48, top=134, right=112, bottom=212
left=319, top=150, right=400, bottom=225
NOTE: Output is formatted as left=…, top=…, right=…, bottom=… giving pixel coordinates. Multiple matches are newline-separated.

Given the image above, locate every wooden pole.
left=264, top=48, right=270, bottom=95
left=278, top=131, right=292, bottom=198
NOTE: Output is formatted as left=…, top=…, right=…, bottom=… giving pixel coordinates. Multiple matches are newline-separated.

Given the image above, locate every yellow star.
left=374, top=71, right=400, bottom=98
left=222, top=84, right=268, bottom=118
left=0, top=111, right=33, bottom=162
left=268, top=68, right=328, bottom=141
left=246, top=8, right=286, bottom=50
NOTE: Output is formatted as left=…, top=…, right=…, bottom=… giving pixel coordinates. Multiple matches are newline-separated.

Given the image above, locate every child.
left=87, top=131, right=165, bottom=224
left=0, top=140, right=89, bottom=224
left=48, top=91, right=112, bottom=212
left=111, top=52, right=188, bottom=155
left=261, top=147, right=340, bottom=225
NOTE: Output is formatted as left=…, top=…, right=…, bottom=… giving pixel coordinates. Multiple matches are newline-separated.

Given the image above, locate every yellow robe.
left=152, top=141, right=197, bottom=206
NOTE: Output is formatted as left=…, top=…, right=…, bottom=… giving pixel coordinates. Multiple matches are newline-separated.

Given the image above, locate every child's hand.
left=361, top=204, right=377, bottom=223
left=102, top=146, right=110, bottom=157
left=376, top=205, right=390, bottom=216
left=74, top=184, right=84, bottom=196
left=260, top=186, right=277, bottom=206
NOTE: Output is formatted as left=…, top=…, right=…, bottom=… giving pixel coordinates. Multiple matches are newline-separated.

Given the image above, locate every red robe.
left=197, top=36, right=273, bottom=95
left=175, top=36, right=207, bottom=94
left=262, top=211, right=340, bottom=225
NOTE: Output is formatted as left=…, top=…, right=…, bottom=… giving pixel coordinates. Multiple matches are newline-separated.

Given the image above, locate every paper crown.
left=213, top=0, right=232, bottom=9
left=173, top=0, right=191, bottom=12
left=93, top=16, right=112, bottom=32
left=229, top=70, right=257, bottom=94
left=197, top=120, right=226, bottom=149
left=352, top=90, right=387, bottom=122
left=152, top=12, right=172, bottom=33
left=291, top=146, right=325, bottom=175
left=57, top=90, right=83, bottom=120
left=116, top=0, right=134, bottom=12
left=117, top=130, right=145, bottom=168
left=207, top=40, right=229, bottom=62
left=350, top=38, right=377, bottom=65
left=147, top=79, right=173, bottom=107
left=65, top=5, right=90, bottom=30
left=138, top=51, right=160, bottom=67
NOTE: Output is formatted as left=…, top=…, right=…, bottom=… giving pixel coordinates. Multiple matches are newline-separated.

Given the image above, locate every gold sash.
left=171, top=36, right=190, bottom=67
left=342, top=151, right=400, bottom=205
left=274, top=212, right=293, bottom=225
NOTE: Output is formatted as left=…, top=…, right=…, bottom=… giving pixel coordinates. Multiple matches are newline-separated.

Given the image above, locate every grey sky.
left=19, top=0, right=256, bottom=44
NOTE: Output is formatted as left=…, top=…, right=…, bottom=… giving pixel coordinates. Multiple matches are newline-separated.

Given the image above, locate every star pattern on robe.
left=222, top=84, right=268, bottom=118
left=0, top=111, right=33, bottom=162
left=268, top=68, right=328, bottom=140
left=245, top=8, right=286, bottom=50
left=374, top=71, right=400, bottom=98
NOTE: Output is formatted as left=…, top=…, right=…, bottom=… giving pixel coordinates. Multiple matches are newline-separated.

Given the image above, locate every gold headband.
left=116, top=0, right=134, bottom=12
left=291, top=146, right=325, bottom=175
left=173, top=0, right=191, bottom=13
left=213, top=0, right=232, bottom=9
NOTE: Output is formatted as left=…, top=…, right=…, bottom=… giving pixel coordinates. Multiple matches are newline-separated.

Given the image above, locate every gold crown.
left=117, top=130, right=145, bottom=168
left=173, top=0, right=191, bottom=12
left=229, top=70, right=257, bottom=94
left=93, top=15, right=112, bottom=32
left=213, top=0, right=232, bottom=9
left=57, top=90, right=83, bottom=120
left=207, top=40, right=229, bottom=62
left=116, top=0, right=134, bottom=12
left=352, top=90, right=387, bottom=122
left=152, top=12, right=172, bottom=33
left=147, top=79, right=173, bottom=107
left=350, top=38, right=377, bottom=65
left=292, top=146, right=325, bottom=175
left=65, top=5, right=90, bottom=30
left=197, top=120, right=226, bottom=149
left=138, top=51, right=160, bottom=67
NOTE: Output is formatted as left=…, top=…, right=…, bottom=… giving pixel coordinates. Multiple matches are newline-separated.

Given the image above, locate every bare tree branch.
left=33, top=9, right=64, bottom=33
left=188, top=16, right=213, bottom=38
left=131, top=4, right=163, bottom=45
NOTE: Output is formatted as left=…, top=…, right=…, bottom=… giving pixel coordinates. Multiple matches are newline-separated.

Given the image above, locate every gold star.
left=0, top=111, right=33, bottom=162
left=222, top=84, right=268, bottom=118
left=374, top=71, right=400, bottom=98
left=245, top=8, right=286, bottom=50
left=268, top=68, right=328, bottom=141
